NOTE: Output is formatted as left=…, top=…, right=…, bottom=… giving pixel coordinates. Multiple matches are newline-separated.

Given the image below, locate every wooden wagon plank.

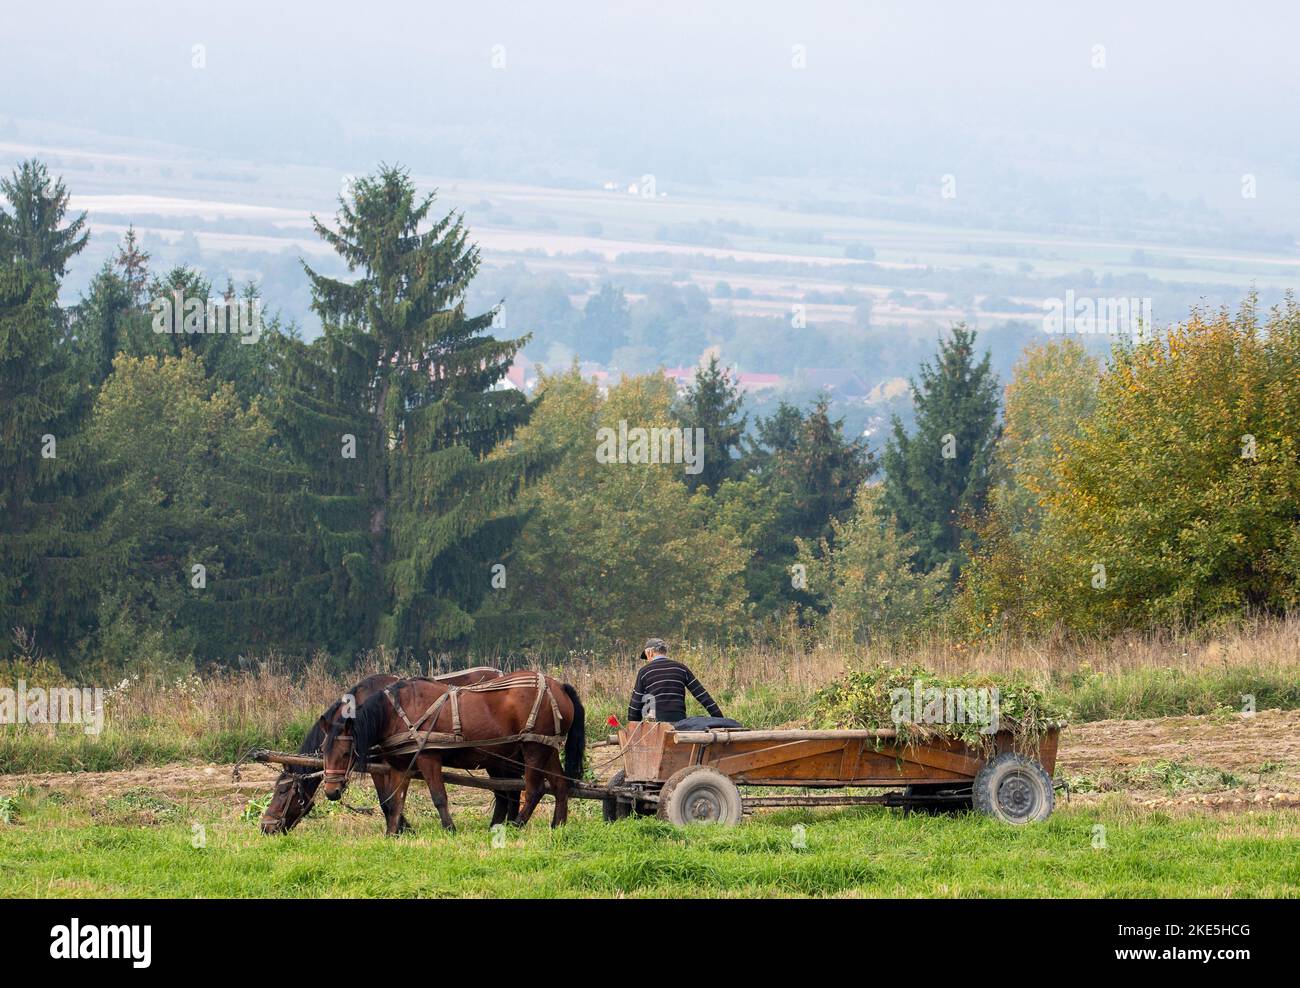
left=869, top=741, right=985, bottom=778
left=672, top=728, right=898, bottom=743
left=711, top=738, right=848, bottom=776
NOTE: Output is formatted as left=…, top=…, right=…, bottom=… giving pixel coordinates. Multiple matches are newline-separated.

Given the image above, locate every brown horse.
left=322, top=672, right=585, bottom=831
left=260, top=667, right=510, bottom=835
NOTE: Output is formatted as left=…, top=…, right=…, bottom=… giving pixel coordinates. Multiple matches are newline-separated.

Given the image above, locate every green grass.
left=1062, top=665, right=1300, bottom=722
left=1, top=786, right=1296, bottom=898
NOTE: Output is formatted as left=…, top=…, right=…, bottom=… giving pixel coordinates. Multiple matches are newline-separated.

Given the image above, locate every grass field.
left=2, top=780, right=1297, bottom=898
left=3, top=619, right=1298, bottom=898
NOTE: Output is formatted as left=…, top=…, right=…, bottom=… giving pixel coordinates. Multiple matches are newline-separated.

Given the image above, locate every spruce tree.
left=677, top=355, right=745, bottom=492
left=114, top=225, right=151, bottom=305
left=879, top=324, right=1001, bottom=579
left=282, top=165, right=537, bottom=654
left=780, top=396, right=876, bottom=543
left=75, top=263, right=134, bottom=385
left=0, top=164, right=110, bottom=660
left=0, top=161, right=88, bottom=278
left=724, top=396, right=873, bottom=615
left=742, top=400, right=804, bottom=478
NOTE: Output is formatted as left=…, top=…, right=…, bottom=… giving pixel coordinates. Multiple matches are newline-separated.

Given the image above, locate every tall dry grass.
left=2, top=616, right=1297, bottom=774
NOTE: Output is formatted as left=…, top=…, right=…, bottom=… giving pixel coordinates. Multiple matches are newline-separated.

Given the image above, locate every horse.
left=259, top=667, right=509, bottom=835
left=321, top=671, right=585, bottom=831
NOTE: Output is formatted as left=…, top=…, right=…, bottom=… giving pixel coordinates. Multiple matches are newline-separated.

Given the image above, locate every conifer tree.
left=75, top=263, right=135, bottom=385
left=677, top=355, right=745, bottom=492
left=114, top=225, right=151, bottom=305
left=780, top=396, right=875, bottom=543
left=879, top=324, right=1001, bottom=579
left=0, top=163, right=110, bottom=660
left=0, top=161, right=88, bottom=278
left=722, top=396, right=873, bottom=615
left=281, top=165, right=537, bottom=654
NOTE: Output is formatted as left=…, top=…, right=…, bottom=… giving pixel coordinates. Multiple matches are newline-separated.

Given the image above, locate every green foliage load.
left=809, top=663, right=1069, bottom=752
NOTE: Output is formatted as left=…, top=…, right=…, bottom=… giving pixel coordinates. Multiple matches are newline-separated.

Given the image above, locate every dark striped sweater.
left=627, top=656, right=722, bottom=724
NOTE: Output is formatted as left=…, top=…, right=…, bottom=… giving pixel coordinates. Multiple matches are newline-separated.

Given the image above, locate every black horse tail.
left=561, top=683, right=585, bottom=782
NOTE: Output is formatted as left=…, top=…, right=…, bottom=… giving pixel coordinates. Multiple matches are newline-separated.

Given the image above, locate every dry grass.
left=2, top=616, right=1297, bottom=774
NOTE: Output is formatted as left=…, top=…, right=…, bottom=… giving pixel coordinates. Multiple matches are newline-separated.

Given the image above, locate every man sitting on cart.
left=627, top=637, right=738, bottom=728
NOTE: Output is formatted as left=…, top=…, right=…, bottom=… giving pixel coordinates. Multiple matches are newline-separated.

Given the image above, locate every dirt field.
left=1057, top=708, right=1300, bottom=812
left=6, top=709, right=1298, bottom=818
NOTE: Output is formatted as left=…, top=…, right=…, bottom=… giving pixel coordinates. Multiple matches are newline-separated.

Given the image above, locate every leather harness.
left=381, top=670, right=567, bottom=756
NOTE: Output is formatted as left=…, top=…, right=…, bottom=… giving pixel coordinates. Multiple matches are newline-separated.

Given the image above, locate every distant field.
left=8, top=133, right=1296, bottom=330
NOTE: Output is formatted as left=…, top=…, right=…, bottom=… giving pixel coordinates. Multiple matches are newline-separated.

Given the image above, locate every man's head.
left=642, top=637, right=668, bottom=660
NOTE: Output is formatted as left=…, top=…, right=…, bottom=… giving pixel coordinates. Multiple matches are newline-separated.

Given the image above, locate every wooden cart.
left=242, top=720, right=1060, bottom=828
left=602, top=721, right=1061, bottom=825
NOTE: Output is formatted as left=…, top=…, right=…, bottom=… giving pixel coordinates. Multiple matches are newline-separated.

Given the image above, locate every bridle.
left=262, top=769, right=320, bottom=829
left=322, top=734, right=355, bottom=789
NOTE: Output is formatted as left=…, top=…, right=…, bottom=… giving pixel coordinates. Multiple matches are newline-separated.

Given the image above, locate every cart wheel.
left=602, top=771, right=631, bottom=822
left=657, top=766, right=743, bottom=826
left=902, top=783, right=973, bottom=815
left=972, top=753, right=1054, bottom=824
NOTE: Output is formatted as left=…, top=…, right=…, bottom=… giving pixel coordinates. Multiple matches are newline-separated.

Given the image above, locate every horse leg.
left=373, top=771, right=398, bottom=833
left=514, top=752, right=547, bottom=827
left=486, top=759, right=521, bottom=826
left=547, top=749, right=570, bottom=828
left=377, top=772, right=410, bottom=836
left=504, top=780, right=521, bottom=824
left=417, top=754, right=456, bottom=832
left=396, top=773, right=413, bottom=834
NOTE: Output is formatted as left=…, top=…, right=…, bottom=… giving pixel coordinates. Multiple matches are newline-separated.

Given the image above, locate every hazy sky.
left=4, top=2, right=1298, bottom=214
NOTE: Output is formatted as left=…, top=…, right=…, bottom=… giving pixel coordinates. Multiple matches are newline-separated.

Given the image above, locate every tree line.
left=3, top=160, right=1297, bottom=675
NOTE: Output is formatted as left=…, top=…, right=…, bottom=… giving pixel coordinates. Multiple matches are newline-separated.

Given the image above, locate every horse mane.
left=326, top=687, right=391, bottom=774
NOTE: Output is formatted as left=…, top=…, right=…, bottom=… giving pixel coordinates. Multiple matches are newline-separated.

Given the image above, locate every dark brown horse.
left=322, top=672, right=585, bottom=831
left=260, top=667, right=509, bottom=835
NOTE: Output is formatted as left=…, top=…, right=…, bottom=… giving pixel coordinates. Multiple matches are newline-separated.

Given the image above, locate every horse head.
left=261, top=769, right=315, bottom=834
left=321, top=711, right=357, bottom=801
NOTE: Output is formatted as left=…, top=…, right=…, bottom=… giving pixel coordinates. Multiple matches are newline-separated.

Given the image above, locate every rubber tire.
left=602, top=770, right=631, bottom=822
left=902, top=783, right=973, bottom=815
left=972, top=752, right=1054, bottom=824
left=657, top=765, right=743, bottom=826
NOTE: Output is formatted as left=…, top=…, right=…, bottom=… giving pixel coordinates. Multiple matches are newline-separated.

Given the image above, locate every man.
left=627, top=637, right=726, bottom=725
